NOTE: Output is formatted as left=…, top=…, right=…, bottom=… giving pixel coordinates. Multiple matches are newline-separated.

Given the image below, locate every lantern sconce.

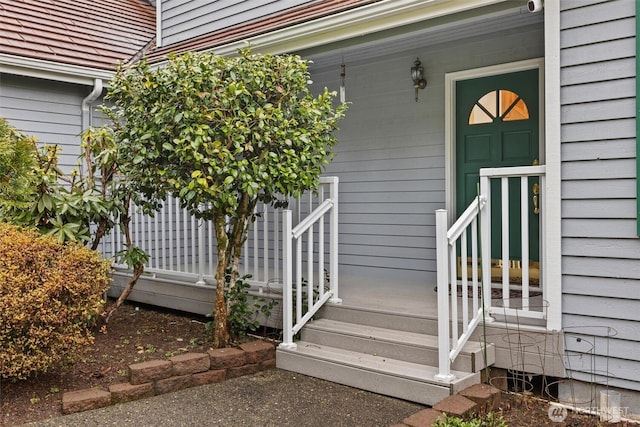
left=411, top=58, right=427, bottom=102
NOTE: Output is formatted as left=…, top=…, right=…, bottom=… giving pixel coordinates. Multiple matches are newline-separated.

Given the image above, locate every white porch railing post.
left=500, top=177, right=509, bottom=307
left=520, top=177, right=530, bottom=310
left=279, top=209, right=296, bottom=349
left=435, top=209, right=455, bottom=381
left=327, top=176, right=341, bottom=304
left=196, top=218, right=206, bottom=286
left=480, top=175, right=493, bottom=313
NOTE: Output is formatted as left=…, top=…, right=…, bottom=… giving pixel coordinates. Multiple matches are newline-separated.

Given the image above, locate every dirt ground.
left=0, top=303, right=213, bottom=426
left=498, top=392, right=632, bottom=426
left=0, top=303, right=635, bottom=426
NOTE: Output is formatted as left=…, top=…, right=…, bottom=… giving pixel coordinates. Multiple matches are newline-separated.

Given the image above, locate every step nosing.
left=325, top=303, right=435, bottom=320
left=307, top=319, right=492, bottom=355
left=279, top=341, right=476, bottom=385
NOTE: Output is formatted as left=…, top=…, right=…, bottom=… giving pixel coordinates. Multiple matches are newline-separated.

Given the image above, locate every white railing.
left=279, top=176, right=340, bottom=349
left=480, top=165, right=546, bottom=319
left=435, top=197, right=486, bottom=381
left=101, top=177, right=339, bottom=292
left=436, top=165, right=545, bottom=381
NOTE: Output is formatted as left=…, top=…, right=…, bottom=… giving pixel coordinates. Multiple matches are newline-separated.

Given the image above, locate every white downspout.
left=80, top=78, right=103, bottom=178
left=81, top=78, right=103, bottom=131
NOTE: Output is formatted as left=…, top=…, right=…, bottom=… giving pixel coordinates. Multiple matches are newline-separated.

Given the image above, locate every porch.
left=104, top=168, right=563, bottom=406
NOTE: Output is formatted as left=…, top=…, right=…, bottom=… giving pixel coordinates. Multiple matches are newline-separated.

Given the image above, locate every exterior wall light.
left=411, top=58, right=427, bottom=102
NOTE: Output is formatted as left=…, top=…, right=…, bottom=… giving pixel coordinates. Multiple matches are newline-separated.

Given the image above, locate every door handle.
left=532, top=183, right=540, bottom=214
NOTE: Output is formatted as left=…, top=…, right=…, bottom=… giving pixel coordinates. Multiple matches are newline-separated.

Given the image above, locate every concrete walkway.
left=26, top=369, right=425, bottom=427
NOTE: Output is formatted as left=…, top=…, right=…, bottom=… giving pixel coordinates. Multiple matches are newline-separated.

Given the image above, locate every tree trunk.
left=212, top=215, right=229, bottom=348
left=102, top=195, right=141, bottom=322
left=224, top=195, right=245, bottom=290
left=90, top=218, right=109, bottom=251
left=104, top=263, right=144, bottom=323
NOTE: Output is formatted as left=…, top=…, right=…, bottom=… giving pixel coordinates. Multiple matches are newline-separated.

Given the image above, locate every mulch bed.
left=0, top=303, right=212, bottom=426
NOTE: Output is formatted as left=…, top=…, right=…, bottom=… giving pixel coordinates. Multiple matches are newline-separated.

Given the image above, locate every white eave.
left=206, top=0, right=509, bottom=56
left=0, top=53, right=114, bottom=86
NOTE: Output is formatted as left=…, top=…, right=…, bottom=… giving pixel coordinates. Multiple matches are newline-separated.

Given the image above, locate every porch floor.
left=336, top=275, right=438, bottom=317
left=335, top=275, right=546, bottom=321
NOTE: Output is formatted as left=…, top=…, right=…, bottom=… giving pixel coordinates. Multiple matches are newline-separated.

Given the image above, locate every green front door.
left=456, top=69, right=540, bottom=281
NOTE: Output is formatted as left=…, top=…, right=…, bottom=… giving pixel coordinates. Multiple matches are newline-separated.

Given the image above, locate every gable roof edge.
left=152, top=0, right=508, bottom=63
left=0, top=53, right=114, bottom=86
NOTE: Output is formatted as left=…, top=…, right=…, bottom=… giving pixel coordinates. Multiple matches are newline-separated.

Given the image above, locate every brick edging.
left=398, top=383, right=501, bottom=427
left=61, top=340, right=276, bottom=415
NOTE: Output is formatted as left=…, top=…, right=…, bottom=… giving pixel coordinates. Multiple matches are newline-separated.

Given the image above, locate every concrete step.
left=276, top=341, right=480, bottom=406
left=301, top=319, right=495, bottom=373
left=318, top=303, right=438, bottom=334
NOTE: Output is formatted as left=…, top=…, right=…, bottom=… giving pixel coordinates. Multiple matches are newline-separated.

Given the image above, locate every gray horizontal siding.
left=560, top=0, right=634, bottom=28
left=564, top=275, right=640, bottom=299
left=562, top=218, right=636, bottom=238
left=562, top=179, right=636, bottom=199
left=563, top=158, right=635, bottom=179
left=562, top=16, right=634, bottom=48
left=561, top=118, right=635, bottom=142
left=560, top=0, right=640, bottom=391
left=564, top=238, right=640, bottom=261
left=161, top=0, right=315, bottom=47
left=0, top=74, right=88, bottom=171
left=561, top=139, right=635, bottom=161
left=561, top=57, right=635, bottom=86
left=561, top=77, right=635, bottom=105
left=564, top=257, right=640, bottom=281
left=561, top=98, right=635, bottom=124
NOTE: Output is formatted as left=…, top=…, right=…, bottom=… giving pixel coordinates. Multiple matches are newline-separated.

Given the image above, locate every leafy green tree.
left=105, top=49, right=347, bottom=347
left=0, top=122, right=112, bottom=244
left=0, top=117, right=38, bottom=213
left=0, top=120, right=148, bottom=320
left=79, top=126, right=149, bottom=321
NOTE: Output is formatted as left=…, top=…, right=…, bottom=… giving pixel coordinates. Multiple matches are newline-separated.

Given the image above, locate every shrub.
left=0, top=117, right=38, bottom=213
left=433, top=412, right=507, bottom=427
left=0, top=223, right=112, bottom=379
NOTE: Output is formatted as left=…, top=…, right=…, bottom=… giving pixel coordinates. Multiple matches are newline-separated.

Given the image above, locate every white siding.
left=560, top=0, right=640, bottom=392
left=161, top=0, right=315, bottom=47
left=305, top=22, right=544, bottom=283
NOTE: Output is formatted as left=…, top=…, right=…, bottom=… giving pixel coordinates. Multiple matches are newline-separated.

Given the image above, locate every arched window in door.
left=468, top=89, right=529, bottom=125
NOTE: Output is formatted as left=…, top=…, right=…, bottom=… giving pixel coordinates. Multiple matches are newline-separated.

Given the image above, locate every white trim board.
left=542, top=0, right=561, bottom=332
left=0, top=53, right=112, bottom=86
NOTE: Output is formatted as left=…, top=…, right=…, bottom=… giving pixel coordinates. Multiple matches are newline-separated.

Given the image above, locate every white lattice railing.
left=101, top=177, right=339, bottom=293
left=435, top=165, right=545, bottom=381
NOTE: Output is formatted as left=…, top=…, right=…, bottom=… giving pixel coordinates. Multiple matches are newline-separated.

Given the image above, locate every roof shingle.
left=0, top=0, right=155, bottom=70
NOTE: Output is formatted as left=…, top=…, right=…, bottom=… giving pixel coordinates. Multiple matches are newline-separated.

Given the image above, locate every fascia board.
left=210, top=0, right=508, bottom=56
left=0, top=54, right=113, bottom=86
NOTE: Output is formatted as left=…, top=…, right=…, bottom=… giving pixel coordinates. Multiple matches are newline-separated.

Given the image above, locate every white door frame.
left=444, top=56, right=562, bottom=331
